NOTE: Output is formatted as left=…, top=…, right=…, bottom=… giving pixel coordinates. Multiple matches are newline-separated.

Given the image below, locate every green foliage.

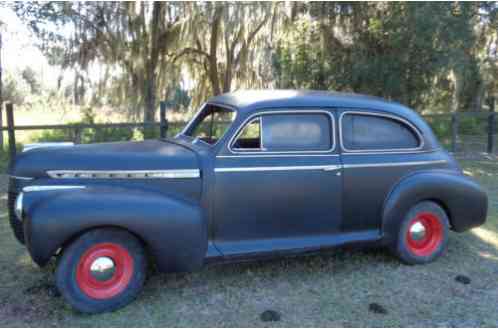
left=21, top=67, right=41, bottom=95
left=2, top=71, right=31, bottom=105
left=32, top=108, right=135, bottom=144
left=273, top=2, right=498, bottom=112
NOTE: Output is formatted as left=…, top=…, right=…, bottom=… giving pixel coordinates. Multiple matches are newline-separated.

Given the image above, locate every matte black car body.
left=8, top=90, right=488, bottom=273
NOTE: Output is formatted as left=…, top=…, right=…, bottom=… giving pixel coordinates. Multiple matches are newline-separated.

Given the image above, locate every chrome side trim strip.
left=9, top=175, right=34, bottom=180
left=46, top=169, right=200, bottom=179
left=342, top=159, right=447, bottom=169
left=23, top=185, right=86, bottom=192
left=216, top=154, right=340, bottom=158
left=338, top=110, right=425, bottom=153
left=215, top=165, right=341, bottom=173
left=342, top=149, right=439, bottom=156
left=215, top=160, right=447, bottom=173
left=23, top=142, right=74, bottom=152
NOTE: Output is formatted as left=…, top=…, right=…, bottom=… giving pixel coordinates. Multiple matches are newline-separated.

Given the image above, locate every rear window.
left=341, top=112, right=420, bottom=151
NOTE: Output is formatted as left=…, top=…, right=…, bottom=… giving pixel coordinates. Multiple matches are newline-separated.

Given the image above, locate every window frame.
left=227, top=109, right=336, bottom=155
left=339, top=110, right=424, bottom=153
left=230, top=117, right=264, bottom=152
left=179, top=102, right=238, bottom=147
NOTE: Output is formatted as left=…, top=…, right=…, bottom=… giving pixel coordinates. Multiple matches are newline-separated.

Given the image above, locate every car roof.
left=207, top=89, right=414, bottom=117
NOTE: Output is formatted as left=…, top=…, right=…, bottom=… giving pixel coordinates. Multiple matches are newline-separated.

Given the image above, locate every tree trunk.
left=208, top=5, right=223, bottom=95
left=143, top=2, right=164, bottom=125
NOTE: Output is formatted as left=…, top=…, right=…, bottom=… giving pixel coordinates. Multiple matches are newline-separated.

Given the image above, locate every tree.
left=13, top=2, right=186, bottom=124
left=175, top=2, right=274, bottom=104
left=21, top=67, right=41, bottom=94
left=272, top=2, right=498, bottom=112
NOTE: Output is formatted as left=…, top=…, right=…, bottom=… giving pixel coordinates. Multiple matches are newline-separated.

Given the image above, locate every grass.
left=0, top=158, right=497, bottom=327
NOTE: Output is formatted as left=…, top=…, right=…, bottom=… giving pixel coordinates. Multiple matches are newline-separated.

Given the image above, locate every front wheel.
left=393, top=201, right=449, bottom=265
left=55, top=228, right=147, bottom=313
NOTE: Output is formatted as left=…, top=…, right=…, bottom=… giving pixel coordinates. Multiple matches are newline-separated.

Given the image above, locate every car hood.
left=9, top=139, right=200, bottom=179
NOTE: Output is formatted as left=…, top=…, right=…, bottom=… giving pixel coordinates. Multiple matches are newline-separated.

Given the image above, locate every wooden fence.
left=0, top=102, right=171, bottom=160
left=0, top=100, right=496, bottom=160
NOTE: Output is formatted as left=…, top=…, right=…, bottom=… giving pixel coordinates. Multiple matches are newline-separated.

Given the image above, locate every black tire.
left=393, top=201, right=449, bottom=265
left=55, top=228, right=147, bottom=314
left=8, top=192, right=25, bottom=244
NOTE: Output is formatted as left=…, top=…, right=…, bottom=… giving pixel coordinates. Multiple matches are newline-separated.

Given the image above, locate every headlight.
left=14, top=192, right=24, bottom=220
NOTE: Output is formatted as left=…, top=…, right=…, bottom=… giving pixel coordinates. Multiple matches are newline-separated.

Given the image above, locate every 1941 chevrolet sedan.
left=8, top=90, right=487, bottom=313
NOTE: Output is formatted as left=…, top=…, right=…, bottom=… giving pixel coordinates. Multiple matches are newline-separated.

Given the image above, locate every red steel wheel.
left=405, top=212, right=444, bottom=257
left=76, top=242, right=134, bottom=299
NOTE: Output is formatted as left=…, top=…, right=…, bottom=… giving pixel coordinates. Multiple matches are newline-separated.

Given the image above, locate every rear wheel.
left=56, top=228, right=147, bottom=313
left=394, top=201, right=449, bottom=265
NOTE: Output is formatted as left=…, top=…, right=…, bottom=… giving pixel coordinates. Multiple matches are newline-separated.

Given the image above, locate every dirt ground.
left=0, top=158, right=497, bottom=327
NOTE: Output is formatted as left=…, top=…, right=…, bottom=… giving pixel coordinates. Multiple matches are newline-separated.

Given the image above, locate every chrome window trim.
left=230, top=117, right=265, bottom=152
left=227, top=109, right=336, bottom=155
left=179, top=102, right=238, bottom=148
left=23, top=185, right=86, bottom=192
left=47, top=169, right=200, bottom=179
left=339, top=110, right=424, bottom=153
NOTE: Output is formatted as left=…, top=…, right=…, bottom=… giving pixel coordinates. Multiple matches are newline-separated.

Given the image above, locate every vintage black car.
left=8, top=90, right=487, bottom=313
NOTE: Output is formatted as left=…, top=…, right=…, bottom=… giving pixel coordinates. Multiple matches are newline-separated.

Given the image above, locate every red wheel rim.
left=406, top=212, right=443, bottom=257
left=76, top=243, right=134, bottom=299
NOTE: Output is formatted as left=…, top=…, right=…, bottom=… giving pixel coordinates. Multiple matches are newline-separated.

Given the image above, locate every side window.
left=341, top=113, right=420, bottom=151
left=232, top=118, right=261, bottom=150
left=262, top=113, right=332, bottom=152
left=231, top=112, right=333, bottom=152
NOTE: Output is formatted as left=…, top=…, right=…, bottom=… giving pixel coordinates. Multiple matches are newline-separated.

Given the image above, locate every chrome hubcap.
left=409, top=221, right=427, bottom=241
left=89, top=257, right=116, bottom=282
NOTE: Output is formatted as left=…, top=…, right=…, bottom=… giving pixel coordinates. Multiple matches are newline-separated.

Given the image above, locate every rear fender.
left=23, top=186, right=206, bottom=272
left=382, top=170, right=488, bottom=244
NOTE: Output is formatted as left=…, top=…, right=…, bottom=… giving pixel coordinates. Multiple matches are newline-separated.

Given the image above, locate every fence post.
left=159, top=101, right=169, bottom=139
left=451, top=112, right=458, bottom=153
left=73, top=126, right=82, bottom=144
left=0, top=104, right=3, bottom=150
left=488, top=97, right=496, bottom=154
left=6, top=103, right=16, bottom=161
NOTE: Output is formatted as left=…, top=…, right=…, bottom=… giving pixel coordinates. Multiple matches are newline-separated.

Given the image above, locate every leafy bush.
left=32, top=107, right=135, bottom=144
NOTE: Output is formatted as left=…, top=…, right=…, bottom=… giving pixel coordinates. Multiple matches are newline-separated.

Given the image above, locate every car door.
left=213, top=109, right=342, bottom=256
left=338, top=109, right=446, bottom=234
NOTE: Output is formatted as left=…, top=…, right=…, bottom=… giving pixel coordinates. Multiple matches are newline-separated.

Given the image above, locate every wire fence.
left=422, top=111, right=496, bottom=155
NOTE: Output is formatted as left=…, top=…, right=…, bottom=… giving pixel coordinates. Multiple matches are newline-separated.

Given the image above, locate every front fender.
left=382, top=170, right=488, bottom=244
left=23, top=186, right=206, bottom=272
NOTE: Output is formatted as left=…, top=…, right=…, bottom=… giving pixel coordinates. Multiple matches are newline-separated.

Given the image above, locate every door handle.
left=322, top=165, right=342, bottom=172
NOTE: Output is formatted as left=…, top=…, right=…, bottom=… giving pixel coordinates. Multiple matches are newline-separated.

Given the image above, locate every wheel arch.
left=23, top=186, right=208, bottom=273
left=381, top=170, right=487, bottom=244
left=59, top=224, right=150, bottom=258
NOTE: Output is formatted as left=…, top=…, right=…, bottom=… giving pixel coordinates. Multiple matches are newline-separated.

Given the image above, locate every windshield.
left=182, top=104, right=236, bottom=145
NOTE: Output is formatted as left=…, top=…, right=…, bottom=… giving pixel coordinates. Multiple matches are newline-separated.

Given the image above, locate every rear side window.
left=262, top=113, right=332, bottom=152
left=341, top=112, right=420, bottom=151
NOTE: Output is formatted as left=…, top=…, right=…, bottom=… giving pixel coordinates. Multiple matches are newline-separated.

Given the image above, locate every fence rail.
left=1, top=100, right=497, bottom=161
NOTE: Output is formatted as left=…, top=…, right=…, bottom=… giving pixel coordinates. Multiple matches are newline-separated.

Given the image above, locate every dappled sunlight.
left=477, top=251, right=498, bottom=261
left=470, top=227, right=498, bottom=250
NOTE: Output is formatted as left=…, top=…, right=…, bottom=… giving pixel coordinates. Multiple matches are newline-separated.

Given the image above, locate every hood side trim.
left=46, top=169, right=200, bottom=179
